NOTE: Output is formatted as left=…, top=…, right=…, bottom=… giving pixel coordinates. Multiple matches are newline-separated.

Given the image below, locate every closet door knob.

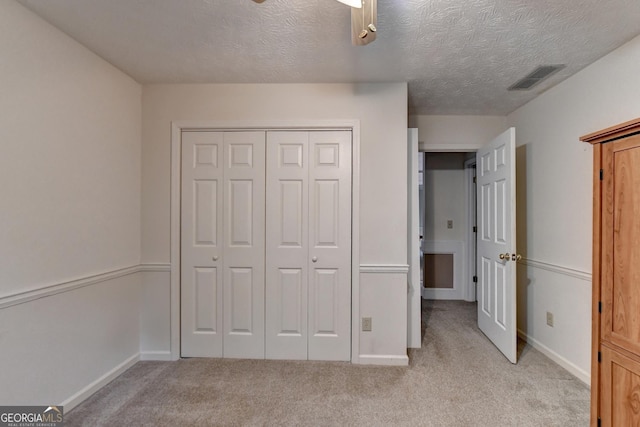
left=212, top=255, right=219, bottom=261
left=312, top=256, right=318, bottom=263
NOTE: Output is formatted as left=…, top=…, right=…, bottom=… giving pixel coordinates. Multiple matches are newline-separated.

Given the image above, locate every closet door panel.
left=266, top=132, right=309, bottom=360
left=181, top=131, right=224, bottom=357
left=223, top=132, right=266, bottom=359
left=308, top=131, right=352, bottom=361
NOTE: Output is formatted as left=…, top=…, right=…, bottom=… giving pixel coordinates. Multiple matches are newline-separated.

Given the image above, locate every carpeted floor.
left=66, top=300, right=590, bottom=426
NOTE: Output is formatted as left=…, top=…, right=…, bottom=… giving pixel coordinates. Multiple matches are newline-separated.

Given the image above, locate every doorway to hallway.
left=419, top=152, right=477, bottom=302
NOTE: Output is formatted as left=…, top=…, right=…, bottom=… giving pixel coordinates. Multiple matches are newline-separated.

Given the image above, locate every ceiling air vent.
left=508, top=65, right=566, bottom=91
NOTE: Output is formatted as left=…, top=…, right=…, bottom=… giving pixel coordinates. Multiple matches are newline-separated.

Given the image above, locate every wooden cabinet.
left=581, top=119, right=640, bottom=426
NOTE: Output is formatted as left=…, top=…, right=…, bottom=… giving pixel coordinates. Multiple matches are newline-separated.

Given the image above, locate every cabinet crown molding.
left=580, top=117, right=640, bottom=144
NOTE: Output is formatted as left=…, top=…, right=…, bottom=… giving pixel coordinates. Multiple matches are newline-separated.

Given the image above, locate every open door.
left=476, top=128, right=517, bottom=363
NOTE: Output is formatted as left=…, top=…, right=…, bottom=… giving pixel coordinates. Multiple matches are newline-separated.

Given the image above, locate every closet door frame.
left=170, top=120, right=361, bottom=363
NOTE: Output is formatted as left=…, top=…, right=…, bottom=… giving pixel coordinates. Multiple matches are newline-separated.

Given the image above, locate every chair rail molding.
left=359, top=264, right=410, bottom=274
left=0, top=263, right=171, bottom=309
left=518, top=258, right=591, bottom=282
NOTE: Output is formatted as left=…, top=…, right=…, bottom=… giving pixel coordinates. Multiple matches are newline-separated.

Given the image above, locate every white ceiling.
left=17, top=0, right=640, bottom=115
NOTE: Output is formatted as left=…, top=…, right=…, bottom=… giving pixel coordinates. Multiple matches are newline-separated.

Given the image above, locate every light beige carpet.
left=66, top=300, right=590, bottom=426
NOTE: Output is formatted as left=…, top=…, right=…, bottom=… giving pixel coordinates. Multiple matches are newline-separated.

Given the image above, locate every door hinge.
left=598, top=301, right=602, bottom=313
left=600, top=169, right=603, bottom=180
left=473, top=226, right=477, bottom=233
left=598, top=351, right=601, bottom=363
left=597, top=417, right=601, bottom=427
left=473, top=276, right=478, bottom=283
left=473, top=176, right=477, bottom=183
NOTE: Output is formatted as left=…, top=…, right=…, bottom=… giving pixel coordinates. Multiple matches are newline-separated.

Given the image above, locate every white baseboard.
left=140, top=351, right=172, bottom=361
left=61, top=353, right=139, bottom=412
left=517, top=330, right=590, bottom=386
left=358, top=354, right=409, bottom=366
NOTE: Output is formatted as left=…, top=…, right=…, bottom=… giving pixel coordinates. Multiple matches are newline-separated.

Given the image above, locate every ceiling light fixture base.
left=336, top=0, right=362, bottom=8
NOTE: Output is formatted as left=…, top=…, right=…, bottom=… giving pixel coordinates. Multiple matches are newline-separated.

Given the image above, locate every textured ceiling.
left=17, top=0, right=640, bottom=115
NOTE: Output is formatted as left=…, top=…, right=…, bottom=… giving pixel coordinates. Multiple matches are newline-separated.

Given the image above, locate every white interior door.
left=265, top=131, right=310, bottom=360
left=407, top=128, right=421, bottom=348
left=476, top=127, right=517, bottom=363
left=181, top=131, right=224, bottom=357
left=223, top=132, right=266, bottom=359
left=308, top=131, right=351, bottom=361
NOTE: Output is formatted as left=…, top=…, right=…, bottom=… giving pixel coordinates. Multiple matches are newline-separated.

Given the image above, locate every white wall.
left=409, top=115, right=507, bottom=151
left=507, top=33, right=640, bottom=383
left=141, top=83, right=409, bottom=362
left=0, top=0, right=142, bottom=407
left=140, top=270, right=171, bottom=359
left=423, top=153, right=467, bottom=242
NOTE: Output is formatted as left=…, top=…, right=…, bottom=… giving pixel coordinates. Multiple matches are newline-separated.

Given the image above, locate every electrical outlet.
left=546, top=311, right=554, bottom=327
left=447, top=220, right=453, bottom=229
left=362, top=317, right=372, bottom=332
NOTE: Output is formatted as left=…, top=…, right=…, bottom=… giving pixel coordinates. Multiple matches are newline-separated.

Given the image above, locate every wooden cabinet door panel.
left=601, top=345, right=640, bottom=426
left=602, top=135, right=640, bottom=354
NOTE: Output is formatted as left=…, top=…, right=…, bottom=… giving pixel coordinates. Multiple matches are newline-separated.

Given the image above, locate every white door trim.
left=418, top=149, right=478, bottom=304
left=464, top=158, right=477, bottom=302
left=407, top=129, right=421, bottom=348
left=170, top=120, right=361, bottom=362
left=418, top=143, right=483, bottom=152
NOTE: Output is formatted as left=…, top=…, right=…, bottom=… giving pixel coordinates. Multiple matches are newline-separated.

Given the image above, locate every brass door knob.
left=512, top=254, right=522, bottom=261
left=499, top=253, right=511, bottom=260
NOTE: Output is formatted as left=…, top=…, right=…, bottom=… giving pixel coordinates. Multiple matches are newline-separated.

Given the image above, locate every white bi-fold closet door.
left=181, top=130, right=351, bottom=361
left=180, top=131, right=266, bottom=359
left=266, top=131, right=351, bottom=361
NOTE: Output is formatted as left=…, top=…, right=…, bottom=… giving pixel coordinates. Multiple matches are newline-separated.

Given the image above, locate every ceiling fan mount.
left=252, top=0, right=377, bottom=46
